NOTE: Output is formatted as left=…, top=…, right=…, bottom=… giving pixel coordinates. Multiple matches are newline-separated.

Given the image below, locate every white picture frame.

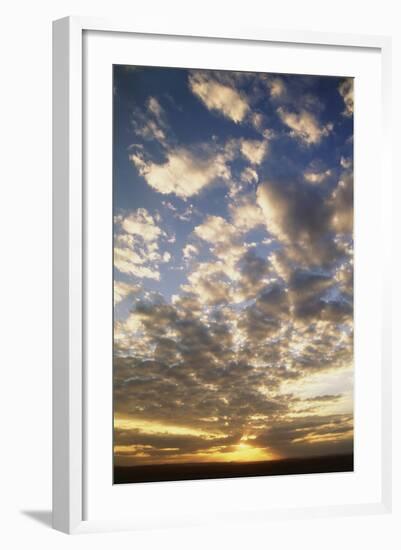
left=52, top=16, right=392, bottom=534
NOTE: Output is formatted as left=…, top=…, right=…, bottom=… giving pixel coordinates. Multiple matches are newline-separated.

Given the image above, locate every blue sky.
left=113, top=65, right=354, bottom=468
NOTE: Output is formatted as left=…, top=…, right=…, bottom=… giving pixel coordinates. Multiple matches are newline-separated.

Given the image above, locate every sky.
left=113, top=65, right=354, bottom=468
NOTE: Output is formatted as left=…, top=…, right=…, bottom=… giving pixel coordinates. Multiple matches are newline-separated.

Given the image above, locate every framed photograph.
left=52, top=17, right=392, bottom=534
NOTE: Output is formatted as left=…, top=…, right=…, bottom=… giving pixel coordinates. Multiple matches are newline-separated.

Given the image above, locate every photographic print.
left=113, top=65, right=354, bottom=484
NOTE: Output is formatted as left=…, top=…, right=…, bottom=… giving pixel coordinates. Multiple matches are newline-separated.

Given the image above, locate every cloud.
left=228, top=195, right=265, bottom=232
left=121, top=208, right=163, bottom=242
left=240, top=139, right=268, bottom=165
left=132, top=96, right=168, bottom=145
left=114, top=209, right=171, bottom=280
left=288, top=269, right=344, bottom=322
left=338, top=78, right=354, bottom=117
left=147, top=96, right=164, bottom=120
left=267, top=76, right=286, bottom=98
left=241, top=166, right=259, bottom=184
left=304, top=168, right=332, bottom=184
left=254, top=414, right=353, bottom=458
left=194, top=215, right=237, bottom=245
left=250, top=112, right=264, bottom=131
left=330, top=171, right=353, bottom=234
left=114, top=281, right=141, bottom=305
left=182, top=263, right=232, bottom=306
left=193, top=215, right=246, bottom=280
left=188, top=71, right=250, bottom=123
left=131, top=145, right=231, bottom=199
left=162, top=200, right=202, bottom=222
left=114, top=250, right=353, bottom=462
left=131, top=136, right=269, bottom=200
left=340, top=156, right=352, bottom=169
left=114, top=294, right=353, bottom=463
left=277, top=107, right=333, bottom=145
left=134, top=119, right=166, bottom=143
left=183, top=243, right=199, bottom=261
left=195, top=217, right=242, bottom=273
left=114, top=244, right=160, bottom=280
left=114, top=69, right=354, bottom=467
left=184, top=209, right=271, bottom=307
left=304, top=393, right=343, bottom=403
left=256, top=178, right=336, bottom=265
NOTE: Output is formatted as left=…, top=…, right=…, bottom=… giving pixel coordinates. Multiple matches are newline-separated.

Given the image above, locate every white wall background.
left=0, top=0, right=399, bottom=548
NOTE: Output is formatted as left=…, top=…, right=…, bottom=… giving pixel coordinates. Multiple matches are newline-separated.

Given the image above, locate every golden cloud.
left=189, top=71, right=250, bottom=123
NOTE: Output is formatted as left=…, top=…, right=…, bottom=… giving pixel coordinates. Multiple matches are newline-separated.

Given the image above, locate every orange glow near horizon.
left=114, top=415, right=279, bottom=465
left=114, top=414, right=353, bottom=467
left=114, top=414, right=224, bottom=440
left=208, top=442, right=277, bottom=463
left=114, top=441, right=277, bottom=466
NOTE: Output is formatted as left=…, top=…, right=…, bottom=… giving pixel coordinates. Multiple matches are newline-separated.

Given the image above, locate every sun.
left=214, top=442, right=275, bottom=463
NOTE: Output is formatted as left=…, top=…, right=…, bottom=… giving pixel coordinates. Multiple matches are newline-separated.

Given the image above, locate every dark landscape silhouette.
left=114, top=453, right=354, bottom=484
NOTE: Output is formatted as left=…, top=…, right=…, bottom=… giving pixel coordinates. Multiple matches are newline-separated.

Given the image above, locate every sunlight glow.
left=114, top=414, right=224, bottom=440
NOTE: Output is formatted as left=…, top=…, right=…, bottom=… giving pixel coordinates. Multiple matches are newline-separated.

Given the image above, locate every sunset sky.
left=113, top=65, right=353, bottom=468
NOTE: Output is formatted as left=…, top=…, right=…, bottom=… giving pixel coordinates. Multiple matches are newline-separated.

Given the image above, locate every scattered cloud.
left=114, top=281, right=141, bottom=305
left=338, top=78, right=354, bottom=117
left=304, top=168, right=332, bottom=184
left=228, top=195, right=265, bottom=232
left=189, top=70, right=250, bottom=123
left=241, top=166, right=259, bottom=184
left=240, top=139, right=268, bottom=165
left=256, top=177, right=342, bottom=266
left=130, top=145, right=231, bottom=199
left=113, top=274, right=353, bottom=463
left=113, top=66, right=354, bottom=467
left=131, top=96, right=168, bottom=145
left=183, top=243, right=199, bottom=261
left=330, top=171, right=353, bottom=234
left=114, top=209, right=171, bottom=280
left=277, top=107, right=333, bottom=145
left=267, top=76, right=286, bottom=98
left=340, top=156, right=352, bottom=169
left=250, top=112, right=264, bottom=131
left=147, top=96, right=164, bottom=120
left=121, top=208, right=163, bottom=242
